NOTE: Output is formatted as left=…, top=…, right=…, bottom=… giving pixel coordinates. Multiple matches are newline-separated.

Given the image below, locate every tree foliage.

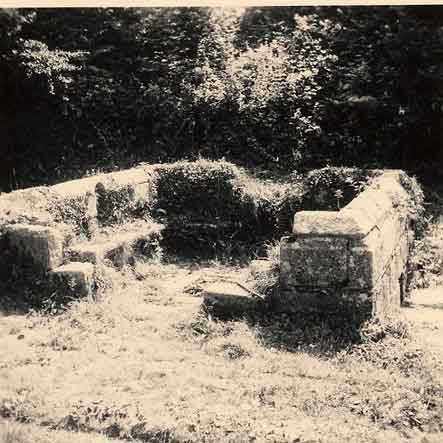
left=1, top=6, right=443, bottom=191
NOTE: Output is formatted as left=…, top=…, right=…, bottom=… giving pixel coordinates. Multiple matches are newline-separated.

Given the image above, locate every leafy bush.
left=95, top=182, right=138, bottom=226
left=398, top=172, right=426, bottom=235
left=46, top=194, right=90, bottom=239
left=152, top=159, right=304, bottom=256
left=192, top=10, right=337, bottom=169
left=153, top=159, right=243, bottom=220
left=300, top=166, right=377, bottom=211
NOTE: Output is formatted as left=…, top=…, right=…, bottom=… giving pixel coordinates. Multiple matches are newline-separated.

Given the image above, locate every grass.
left=0, top=167, right=440, bottom=442
left=0, top=420, right=117, bottom=443
left=1, top=256, right=443, bottom=443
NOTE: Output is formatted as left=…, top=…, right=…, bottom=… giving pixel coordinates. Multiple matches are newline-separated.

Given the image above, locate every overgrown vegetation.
left=152, top=159, right=299, bottom=257
left=408, top=185, right=443, bottom=290
left=300, top=166, right=378, bottom=211
left=2, top=7, right=443, bottom=191
left=1, top=6, right=442, bottom=441
left=1, top=257, right=443, bottom=443
left=150, top=160, right=374, bottom=258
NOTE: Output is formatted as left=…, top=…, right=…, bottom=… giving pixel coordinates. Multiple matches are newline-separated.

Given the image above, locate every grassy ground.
left=0, top=419, right=116, bottom=443
left=1, top=255, right=443, bottom=443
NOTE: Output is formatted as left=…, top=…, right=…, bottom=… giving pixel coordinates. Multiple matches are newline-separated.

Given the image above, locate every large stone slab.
left=4, top=224, right=64, bottom=272
left=292, top=211, right=368, bottom=238
left=50, top=165, right=152, bottom=199
left=280, top=235, right=349, bottom=288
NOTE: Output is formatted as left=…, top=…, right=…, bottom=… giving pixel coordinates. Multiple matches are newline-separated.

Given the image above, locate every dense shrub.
left=300, top=166, right=377, bottom=211
left=46, top=194, right=90, bottom=239
left=152, top=159, right=304, bottom=256
left=3, top=8, right=443, bottom=192
left=153, top=159, right=243, bottom=220
left=95, top=182, right=139, bottom=226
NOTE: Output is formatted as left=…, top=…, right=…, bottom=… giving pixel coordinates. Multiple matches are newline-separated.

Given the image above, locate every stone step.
left=201, top=281, right=261, bottom=320
left=66, top=222, right=162, bottom=268
left=48, top=262, right=95, bottom=299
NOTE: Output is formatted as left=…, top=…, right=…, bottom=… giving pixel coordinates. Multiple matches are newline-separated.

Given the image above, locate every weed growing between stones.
left=247, top=241, right=281, bottom=299
left=398, top=172, right=426, bottom=235
left=46, top=194, right=90, bottom=240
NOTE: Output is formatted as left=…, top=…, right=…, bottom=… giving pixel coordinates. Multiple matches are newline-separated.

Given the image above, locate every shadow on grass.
left=0, top=283, right=38, bottom=316
left=250, top=307, right=365, bottom=356
left=159, top=235, right=273, bottom=267
left=201, top=295, right=365, bottom=357
left=0, top=273, right=84, bottom=317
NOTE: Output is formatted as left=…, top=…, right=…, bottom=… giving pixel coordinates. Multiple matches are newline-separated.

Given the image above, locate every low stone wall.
left=0, top=164, right=156, bottom=229
left=0, top=165, right=418, bottom=314
left=280, top=170, right=415, bottom=321
left=0, top=165, right=161, bottom=303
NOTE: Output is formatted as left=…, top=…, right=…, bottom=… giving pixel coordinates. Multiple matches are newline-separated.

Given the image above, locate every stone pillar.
left=85, top=190, right=98, bottom=238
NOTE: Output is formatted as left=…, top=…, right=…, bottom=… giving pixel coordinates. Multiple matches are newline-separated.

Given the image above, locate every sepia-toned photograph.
left=1, top=4, right=443, bottom=442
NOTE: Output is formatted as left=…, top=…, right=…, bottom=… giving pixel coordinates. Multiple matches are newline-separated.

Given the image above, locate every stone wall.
left=280, top=170, right=415, bottom=321
left=0, top=165, right=161, bottom=303
left=0, top=164, right=156, bottom=228
left=0, top=165, right=418, bottom=314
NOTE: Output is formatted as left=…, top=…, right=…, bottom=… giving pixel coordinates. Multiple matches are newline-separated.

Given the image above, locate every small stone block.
left=49, top=262, right=94, bottom=298
left=67, top=244, right=103, bottom=264
left=280, top=236, right=349, bottom=288
left=202, top=282, right=259, bottom=320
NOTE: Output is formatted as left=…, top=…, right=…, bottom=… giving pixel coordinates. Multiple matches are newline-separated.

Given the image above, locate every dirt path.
left=402, top=286, right=443, bottom=352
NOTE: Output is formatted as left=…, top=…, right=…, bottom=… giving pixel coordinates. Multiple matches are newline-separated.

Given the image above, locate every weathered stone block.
left=201, top=282, right=260, bottom=320
left=4, top=224, right=64, bottom=272
left=292, top=211, right=367, bottom=238
left=347, top=246, right=374, bottom=289
left=67, top=226, right=162, bottom=268
left=280, top=170, right=417, bottom=322
left=49, top=262, right=94, bottom=298
left=67, top=243, right=103, bottom=264
left=280, top=236, right=349, bottom=288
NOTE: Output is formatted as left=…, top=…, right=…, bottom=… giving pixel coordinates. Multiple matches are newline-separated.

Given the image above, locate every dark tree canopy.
left=1, top=6, right=443, bottom=191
